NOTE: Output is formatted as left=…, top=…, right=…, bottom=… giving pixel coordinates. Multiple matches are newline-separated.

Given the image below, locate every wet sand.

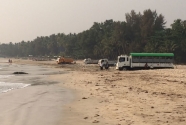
left=0, top=58, right=74, bottom=125
left=1, top=58, right=186, bottom=125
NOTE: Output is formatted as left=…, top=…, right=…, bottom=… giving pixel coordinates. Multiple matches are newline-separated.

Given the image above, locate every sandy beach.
left=1, top=58, right=186, bottom=125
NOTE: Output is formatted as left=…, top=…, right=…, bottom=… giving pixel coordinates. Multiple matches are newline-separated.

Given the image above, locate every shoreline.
left=2, top=58, right=186, bottom=125
left=0, top=59, right=75, bottom=125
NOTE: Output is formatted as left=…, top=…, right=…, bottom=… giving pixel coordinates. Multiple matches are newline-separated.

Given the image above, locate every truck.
left=98, top=59, right=109, bottom=70
left=83, top=58, right=98, bottom=64
left=56, top=57, right=74, bottom=64
left=98, top=59, right=117, bottom=70
left=116, top=53, right=174, bottom=70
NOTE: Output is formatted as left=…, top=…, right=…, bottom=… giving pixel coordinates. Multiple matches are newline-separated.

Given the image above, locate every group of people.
left=8, top=59, right=12, bottom=63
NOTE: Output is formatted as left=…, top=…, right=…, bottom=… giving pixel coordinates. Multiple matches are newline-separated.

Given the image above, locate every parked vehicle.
left=108, top=60, right=117, bottom=66
left=116, top=53, right=174, bottom=70
left=56, top=57, right=74, bottom=64
left=98, top=59, right=109, bottom=70
left=83, top=58, right=98, bottom=64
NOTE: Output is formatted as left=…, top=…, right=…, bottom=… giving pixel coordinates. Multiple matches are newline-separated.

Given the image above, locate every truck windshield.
left=119, top=57, right=125, bottom=62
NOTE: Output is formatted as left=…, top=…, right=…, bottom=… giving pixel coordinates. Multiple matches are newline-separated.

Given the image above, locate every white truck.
left=116, top=53, right=174, bottom=70
left=83, top=58, right=98, bottom=64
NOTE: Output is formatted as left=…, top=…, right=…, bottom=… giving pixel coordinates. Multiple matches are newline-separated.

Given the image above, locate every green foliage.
left=0, top=9, right=186, bottom=63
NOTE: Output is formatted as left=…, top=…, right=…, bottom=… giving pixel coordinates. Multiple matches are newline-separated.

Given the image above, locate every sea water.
left=0, top=75, right=30, bottom=93
left=0, top=59, right=30, bottom=93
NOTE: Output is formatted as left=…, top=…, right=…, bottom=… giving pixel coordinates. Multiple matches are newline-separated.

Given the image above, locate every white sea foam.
left=0, top=82, right=30, bottom=93
left=0, top=75, right=30, bottom=93
left=0, top=75, right=14, bottom=79
left=0, top=62, right=33, bottom=93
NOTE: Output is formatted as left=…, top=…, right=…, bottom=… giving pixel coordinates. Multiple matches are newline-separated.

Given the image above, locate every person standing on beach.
left=8, top=59, right=12, bottom=63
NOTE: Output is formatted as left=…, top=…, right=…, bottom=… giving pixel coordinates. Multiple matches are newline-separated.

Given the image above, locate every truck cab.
left=116, top=55, right=130, bottom=70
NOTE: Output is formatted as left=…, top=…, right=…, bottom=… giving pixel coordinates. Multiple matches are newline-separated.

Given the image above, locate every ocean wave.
left=0, top=75, right=14, bottom=78
left=0, top=82, right=30, bottom=93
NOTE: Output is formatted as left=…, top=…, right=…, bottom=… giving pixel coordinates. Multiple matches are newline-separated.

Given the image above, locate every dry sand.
left=1, top=58, right=186, bottom=125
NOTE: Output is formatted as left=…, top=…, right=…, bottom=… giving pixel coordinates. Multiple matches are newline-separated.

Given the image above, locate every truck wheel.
left=105, top=66, right=109, bottom=69
left=122, top=67, right=127, bottom=71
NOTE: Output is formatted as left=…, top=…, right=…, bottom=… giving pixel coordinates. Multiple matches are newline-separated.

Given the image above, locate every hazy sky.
left=0, top=0, right=185, bottom=43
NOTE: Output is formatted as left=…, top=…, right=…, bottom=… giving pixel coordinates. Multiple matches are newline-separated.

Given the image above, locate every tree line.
left=0, top=9, right=186, bottom=63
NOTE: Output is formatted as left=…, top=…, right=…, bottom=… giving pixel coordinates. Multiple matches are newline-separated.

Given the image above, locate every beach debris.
left=94, top=114, right=100, bottom=117
left=128, top=87, right=132, bottom=90
left=143, top=90, right=148, bottom=93
left=87, top=81, right=92, bottom=84
left=164, top=111, right=172, bottom=113
left=84, top=117, right=88, bottom=119
left=82, top=97, right=88, bottom=99
left=92, top=120, right=99, bottom=123
left=13, top=72, right=28, bottom=74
